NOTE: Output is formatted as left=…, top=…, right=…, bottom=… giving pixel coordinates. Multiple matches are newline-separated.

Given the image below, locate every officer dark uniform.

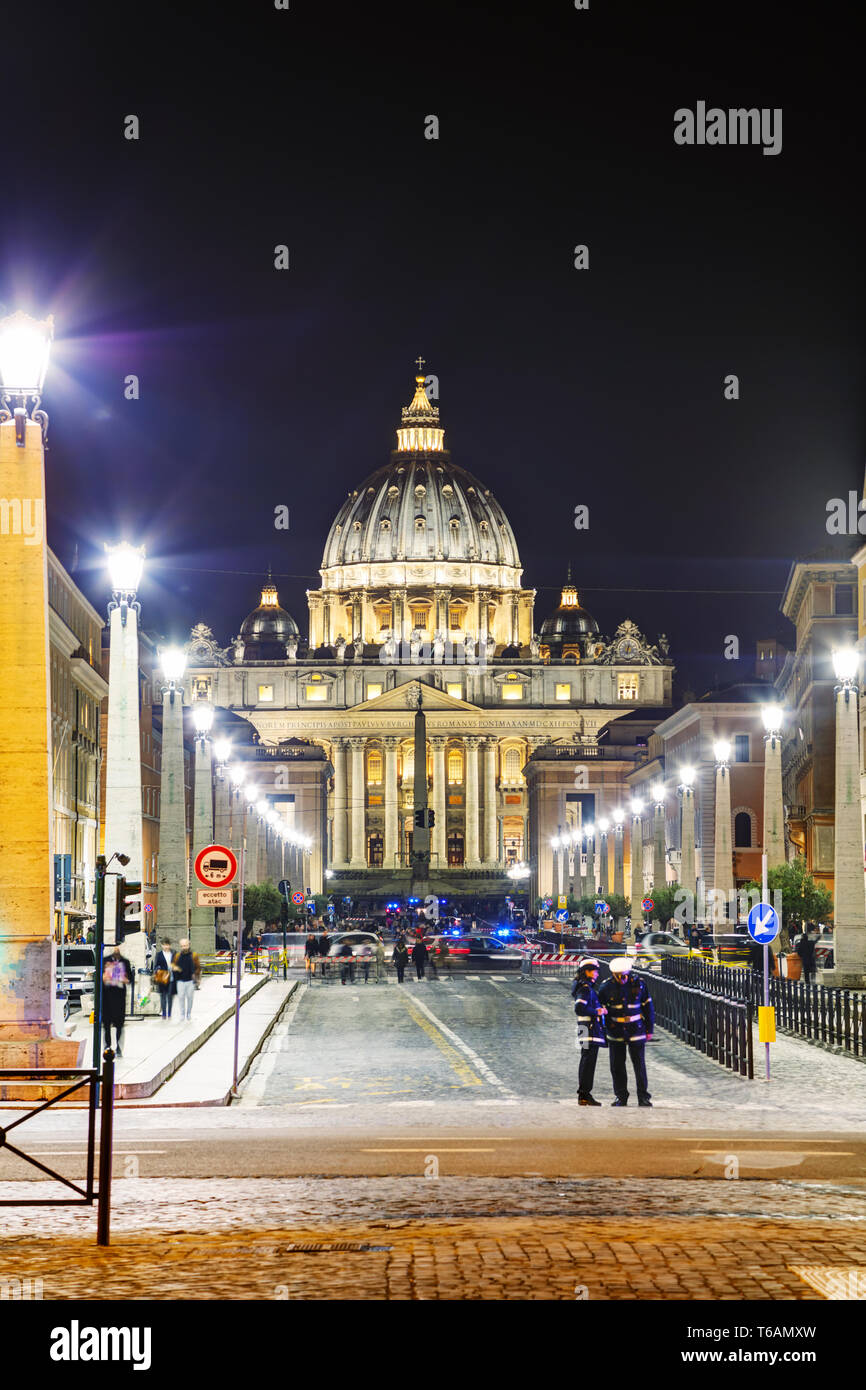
left=571, top=956, right=607, bottom=1106
left=597, top=956, right=654, bottom=1107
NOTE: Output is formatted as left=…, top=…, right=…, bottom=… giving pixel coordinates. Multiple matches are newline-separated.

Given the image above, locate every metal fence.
left=0, top=1049, right=116, bottom=1244
left=662, top=956, right=866, bottom=1059
left=645, top=973, right=753, bottom=1078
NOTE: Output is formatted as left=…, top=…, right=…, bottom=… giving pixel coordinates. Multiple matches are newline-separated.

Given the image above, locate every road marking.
left=398, top=996, right=484, bottom=1089
left=404, top=992, right=515, bottom=1097
left=475, top=1099, right=519, bottom=1106
left=388, top=1100, right=435, bottom=1107
left=239, top=983, right=306, bottom=1106
left=360, top=1148, right=497, bottom=1154
left=694, top=1150, right=853, bottom=1160
left=20, top=1149, right=167, bottom=1156
left=464, top=975, right=480, bottom=981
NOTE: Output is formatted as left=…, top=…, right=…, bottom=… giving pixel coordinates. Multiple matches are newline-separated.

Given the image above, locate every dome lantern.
left=396, top=359, right=444, bottom=453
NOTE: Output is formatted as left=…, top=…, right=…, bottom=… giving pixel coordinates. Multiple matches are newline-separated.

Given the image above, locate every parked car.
left=55, top=944, right=97, bottom=1000
left=327, top=931, right=391, bottom=959
left=259, top=931, right=317, bottom=967
left=710, top=932, right=753, bottom=967
left=632, top=931, right=692, bottom=968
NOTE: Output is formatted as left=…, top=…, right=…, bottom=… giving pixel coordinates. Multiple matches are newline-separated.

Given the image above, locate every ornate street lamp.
left=828, top=649, right=866, bottom=983
left=156, top=646, right=188, bottom=940
left=651, top=781, right=666, bottom=913
left=630, top=798, right=644, bottom=931
left=678, top=765, right=697, bottom=922
left=190, top=702, right=216, bottom=955
left=712, top=740, right=733, bottom=924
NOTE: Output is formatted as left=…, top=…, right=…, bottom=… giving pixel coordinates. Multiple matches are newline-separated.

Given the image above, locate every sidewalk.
left=59, top=972, right=293, bottom=1104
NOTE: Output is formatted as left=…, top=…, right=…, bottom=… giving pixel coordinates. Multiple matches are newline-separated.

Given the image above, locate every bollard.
left=96, top=1049, right=116, bottom=1246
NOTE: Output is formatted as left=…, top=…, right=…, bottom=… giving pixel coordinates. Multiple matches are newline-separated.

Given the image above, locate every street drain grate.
left=271, top=1243, right=392, bottom=1254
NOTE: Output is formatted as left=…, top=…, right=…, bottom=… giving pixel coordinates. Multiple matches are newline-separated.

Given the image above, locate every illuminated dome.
left=320, top=370, right=522, bottom=592
left=540, top=575, right=598, bottom=655
left=238, top=578, right=299, bottom=659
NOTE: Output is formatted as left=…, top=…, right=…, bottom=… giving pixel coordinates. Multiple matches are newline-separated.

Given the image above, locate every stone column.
left=431, top=735, right=447, bottom=869
left=630, top=811, right=644, bottom=930
left=103, top=602, right=145, bottom=970
left=763, top=732, right=785, bottom=870
left=599, top=828, right=609, bottom=896
left=680, top=785, right=696, bottom=923
left=332, top=738, right=348, bottom=867
left=0, top=413, right=75, bottom=1059
left=585, top=830, right=595, bottom=897
left=713, top=761, right=734, bottom=922
left=483, top=738, right=498, bottom=864
left=384, top=735, right=400, bottom=868
left=157, top=684, right=188, bottom=940
left=214, top=769, right=232, bottom=855
left=464, top=735, right=481, bottom=867
left=349, top=737, right=367, bottom=867
left=613, top=822, right=624, bottom=897
left=189, top=735, right=215, bottom=955
left=829, top=681, right=866, bottom=984
left=653, top=801, right=666, bottom=891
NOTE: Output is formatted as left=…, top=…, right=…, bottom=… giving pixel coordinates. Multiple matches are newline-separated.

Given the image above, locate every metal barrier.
left=662, top=956, right=865, bottom=1059
left=646, top=973, right=753, bottom=1078
left=0, top=1049, right=116, bottom=1244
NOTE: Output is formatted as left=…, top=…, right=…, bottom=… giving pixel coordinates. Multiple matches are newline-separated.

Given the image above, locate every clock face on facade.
left=616, top=637, right=640, bottom=660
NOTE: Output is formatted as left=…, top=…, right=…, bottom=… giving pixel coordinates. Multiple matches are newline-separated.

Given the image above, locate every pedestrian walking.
left=172, top=938, right=201, bottom=1021
left=305, top=931, right=319, bottom=977
left=412, top=936, right=428, bottom=980
left=570, top=956, right=607, bottom=1106
left=360, top=944, right=373, bottom=983
left=338, top=941, right=355, bottom=985
left=101, top=944, right=133, bottom=1057
left=435, top=935, right=452, bottom=979
left=597, top=956, right=655, bottom=1107
left=153, top=938, right=176, bottom=1020
left=374, top=936, right=387, bottom=983
left=393, top=935, right=409, bottom=984
left=794, top=924, right=818, bottom=984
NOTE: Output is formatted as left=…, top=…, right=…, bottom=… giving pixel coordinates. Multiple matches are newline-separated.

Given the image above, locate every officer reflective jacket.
left=597, top=974, right=654, bottom=1043
left=571, top=978, right=607, bottom=1046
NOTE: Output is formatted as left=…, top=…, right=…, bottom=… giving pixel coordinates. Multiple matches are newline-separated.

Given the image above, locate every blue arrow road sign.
left=747, top=901, right=779, bottom=944
left=555, top=908, right=569, bottom=922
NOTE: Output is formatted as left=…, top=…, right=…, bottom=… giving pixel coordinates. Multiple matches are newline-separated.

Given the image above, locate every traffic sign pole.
left=231, top=843, right=246, bottom=1098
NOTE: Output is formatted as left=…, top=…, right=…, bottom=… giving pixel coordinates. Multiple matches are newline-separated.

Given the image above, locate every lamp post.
left=103, top=542, right=147, bottom=970
left=651, top=781, right=666, bottom=928
left=213, top=737, right=232, bottom=855
left=0, top=312, right=76, bottom=1065
left=156, top=646, right=188, bottom=942
left=598, top=816, right=610, bottom=897
left=630, top=798, right=644, bottom=933
left=550, top=835, right=560, bottom=904
left=712, top=739, right=733, bottom=925
left=612, top=809, right=625, bottom=898
left=227, top=763, right=250, bottom=1094
left=679, top=766, right=697, bottom=929
left=190, top=702, right=216, bottom=956
left=828, top=649, right=866, bottom=985
left=761, top=705, right=785, bottom=872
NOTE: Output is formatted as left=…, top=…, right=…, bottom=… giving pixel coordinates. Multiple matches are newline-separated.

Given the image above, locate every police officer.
left=598, top=956, right=654, bottom=1107
left=571, top=956, right=607, bottom=1106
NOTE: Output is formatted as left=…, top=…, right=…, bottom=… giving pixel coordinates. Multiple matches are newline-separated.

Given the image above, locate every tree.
left=241, top=880, right=283, bottom=931
left=648, top=882, right=682, bottom=928
left=744, top=858, right=833, bottom=941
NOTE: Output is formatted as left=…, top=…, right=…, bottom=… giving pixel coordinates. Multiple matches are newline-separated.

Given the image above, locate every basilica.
left=183, top=369, right=674, bottom=907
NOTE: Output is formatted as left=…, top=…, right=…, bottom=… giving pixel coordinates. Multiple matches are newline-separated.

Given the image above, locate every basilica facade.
left=183, top=370, right=674, bottom=907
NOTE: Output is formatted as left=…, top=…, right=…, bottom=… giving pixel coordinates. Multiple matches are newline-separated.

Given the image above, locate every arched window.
left=448, top=747, right=463, bottom=784
left=503, top=746, right=522, bottom=783
left=367, top=748, right=383, bottom=785
left=734, top=811, right=752, bottom=848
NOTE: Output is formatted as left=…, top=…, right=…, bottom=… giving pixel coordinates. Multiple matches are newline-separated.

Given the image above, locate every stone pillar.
left=599, top=828, right=609, bottom=896
left=157, top=685, right=188, bottom=940
left=332, top=738, right=348, bottom=866
left=349, top=737, right=366, bottom=867
left=483, top=738, right=498, bottom=864
left=763, top=732, right=785, bottom=870
left=464, top=736, right=481, bottom=867
left=630, top=812, right=644, bottom=930
left=680, top=786, right=696, bottom=922
left=613, top=822, right=624, bottom=898
left=585, top=830, right=596, bottom=897
left=384, top=735, right=400, bottom=868
left=214, top=769, right=232, bottom=854
left=713, top=763, right=734, bottom=922
left=103, top=602, right=145, bottom=970
left=0, top=414, right=77, bottom=1059
left=189, top=736, right=215, bottom=955
left=431, top=735, right=447, bottom=869
left=828, top=682, right=866, bottom=984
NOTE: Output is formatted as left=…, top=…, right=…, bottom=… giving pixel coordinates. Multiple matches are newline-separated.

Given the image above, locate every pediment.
left=349, top=679, right=481, bottom=713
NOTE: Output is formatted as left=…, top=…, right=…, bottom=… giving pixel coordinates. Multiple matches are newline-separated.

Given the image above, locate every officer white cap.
left=577, top=956, right=600, bottom=971
left=610, top=956, right=633, bottom=974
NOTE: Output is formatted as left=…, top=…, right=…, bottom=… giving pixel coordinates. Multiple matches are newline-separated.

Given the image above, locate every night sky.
left=4, top=0, right=864, bottom=696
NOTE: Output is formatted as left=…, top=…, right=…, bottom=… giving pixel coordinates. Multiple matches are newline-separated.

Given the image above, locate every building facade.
left=181, top=370, right=674, bottom=906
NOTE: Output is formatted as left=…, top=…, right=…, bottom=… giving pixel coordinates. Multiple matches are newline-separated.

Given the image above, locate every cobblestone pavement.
left=2, top=1178, right=866, bottom=1299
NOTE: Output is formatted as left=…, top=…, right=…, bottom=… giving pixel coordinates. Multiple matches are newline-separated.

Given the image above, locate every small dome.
left=239, top=578, right=299, bottom=659
left=540, top=578, right=598, bottom=643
